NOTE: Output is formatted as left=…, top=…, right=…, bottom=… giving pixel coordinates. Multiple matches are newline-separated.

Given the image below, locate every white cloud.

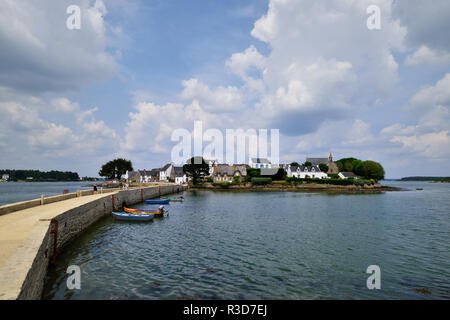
left=179, top=78, right=244, bottom=113
left=226, top=45, right=266, bottom=79
left=0, top=96, right=119, bottom=161
left=405, top=46, right=450, bottom=66
left=237, top=0, right=406, bottom=135
left=0, top=0, right=118, bottom=93
left=379, top=73, right=450, bottom=160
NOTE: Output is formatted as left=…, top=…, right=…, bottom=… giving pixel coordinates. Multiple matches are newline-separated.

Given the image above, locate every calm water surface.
left=43, top=181, right=449, bottom=299
left=0, top=182, right=92, bottom=206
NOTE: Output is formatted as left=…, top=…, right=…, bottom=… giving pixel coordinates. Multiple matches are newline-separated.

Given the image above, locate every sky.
left=0, top=0, right=449, bottom=179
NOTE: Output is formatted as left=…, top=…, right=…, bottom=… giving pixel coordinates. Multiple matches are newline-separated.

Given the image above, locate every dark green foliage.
left=183, top=156, right=209, bottom=184
left=335, top=158, right=360, bottom=172
left=251, top=177, right=272, bottom=185
left=212, top=182, right=231, bottom=188
left=335, top=157, right=385, bottom=181
left=400, top=176, right=450, bottom=181
left=247, top=168, right=261, bottom=177
left=290, top=162, right=300, bottom=166
left=303, top=161, right=312, bottom=167
left=319, top=163, right=329, bottom=172
left=0, top=169, right=79, bottom=181
left=354, top=161, right=385, bottom=181
left=99, top=158, right=133, bottom=180
left=269, top=168, right=286, bottom=180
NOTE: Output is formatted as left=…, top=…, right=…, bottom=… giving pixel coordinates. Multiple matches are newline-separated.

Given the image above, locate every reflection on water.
left=43, top=181, right=450, bottom=299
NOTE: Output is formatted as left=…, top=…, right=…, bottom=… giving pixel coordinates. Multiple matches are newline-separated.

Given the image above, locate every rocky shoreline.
left=190, top=183, right=407, bottom=192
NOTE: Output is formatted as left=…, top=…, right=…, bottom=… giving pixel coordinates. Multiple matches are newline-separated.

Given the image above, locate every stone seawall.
left=0, top=184, right=186, bottom=300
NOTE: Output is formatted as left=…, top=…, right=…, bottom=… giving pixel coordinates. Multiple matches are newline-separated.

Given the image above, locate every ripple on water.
left=43, top=187, right=450, bottom=300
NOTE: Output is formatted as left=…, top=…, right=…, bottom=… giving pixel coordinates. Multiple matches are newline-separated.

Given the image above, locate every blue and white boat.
left=145, top=199, right=170, bottom=204
left=112, top=211, right=154, bottom=222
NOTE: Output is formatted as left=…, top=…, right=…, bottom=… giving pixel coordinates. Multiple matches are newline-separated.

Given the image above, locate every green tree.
left=355, top=160, right=385, bottom=181
left=183, top=156, right=209, bottom=184
left=99, top=158, right=133, bottom=180
left=290, top=162, right=300, bottom=167
left=270, top=168, right=286, bottom=180
left=247, top=168, right=261, bottom=177
left=302, top=161, right=312, bottom=167
left=319, top=163, right=329, bottom=172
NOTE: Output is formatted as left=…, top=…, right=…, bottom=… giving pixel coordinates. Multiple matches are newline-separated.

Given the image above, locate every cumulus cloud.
left=0, top=96, right=119, bottom=161
left=405, top=46, right=450, bottom=66
left=393, top=0, right=450, bottom=51
left=238, top=0, right=406, bottom=135
left=0, top=0, right=118, bottom=93
left=179, top=78, right=244, bottom=112
left=380, top=73, right=450, bottom=160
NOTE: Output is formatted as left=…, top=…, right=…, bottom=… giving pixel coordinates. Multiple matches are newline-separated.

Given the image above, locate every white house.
left=204, top=159, right=218, bottom=176
left=1, top=174, right=9, bottom=181
left=338, top=172, right=358, bottom=179
left=286, top=165, right=328, bottom=179
left=125, top=169, right=160, bottom=183
left=174, top=166, right=187, bottom=184
left=249, top=158, right=272, bottom=169
left=159, top=163, right=174, bottom=181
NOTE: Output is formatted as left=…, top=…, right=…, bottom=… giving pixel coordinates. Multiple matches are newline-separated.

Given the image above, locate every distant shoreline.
left=190, top=183, right=407, bottom=193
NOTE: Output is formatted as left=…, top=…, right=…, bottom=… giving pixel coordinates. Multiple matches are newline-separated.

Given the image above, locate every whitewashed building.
left=204, top=159, right=218, bottom=176
left=159, top=163, right=174, bottom=181
left=174, top=166, right=187, bottom=184
left=286, top=165, right=328, bottom=179
left=338, top=172, right=358, bottom=179
left=249, top=158, right=272, bottom=169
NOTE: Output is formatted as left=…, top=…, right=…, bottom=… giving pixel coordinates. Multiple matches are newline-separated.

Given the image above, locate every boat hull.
left=145, top=199, right=170, bottom=204
left=124, top=207, right=159, bottom=214
left=112, top=211, right=154, bottom=222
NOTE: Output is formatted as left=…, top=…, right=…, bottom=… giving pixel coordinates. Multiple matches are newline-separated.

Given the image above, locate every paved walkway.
left=0, top=192, right=115, bottom=299
left=0, top=193, right=113, bottom=269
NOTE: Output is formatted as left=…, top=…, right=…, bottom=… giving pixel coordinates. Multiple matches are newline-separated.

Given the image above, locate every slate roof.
left=291, top=165, right=321, bottom=172
left=173, top=166, right=184, bottom=177
left=251, top=158, right=271, bottom=164
left=340, top=172, right=357, bottom=178
left=161, top=163, right=172, bottom=171
left=306, top=157, right=329, bottom=166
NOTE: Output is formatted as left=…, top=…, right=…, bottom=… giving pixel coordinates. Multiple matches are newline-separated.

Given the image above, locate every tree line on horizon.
left=0, top=169, right=80, bottom=181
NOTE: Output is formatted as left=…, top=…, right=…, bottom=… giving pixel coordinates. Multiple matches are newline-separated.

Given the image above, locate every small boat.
left=162, top=197, right=184, bottom=202
left=146, top=199, right=170, bottom=204
left=169, top=199, right=183, bottom=202
left=112, top=211, right=154, bottom=222
left=124, top=207, right=159, bottom=214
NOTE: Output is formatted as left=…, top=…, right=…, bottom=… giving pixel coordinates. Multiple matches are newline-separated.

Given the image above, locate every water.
left=42, top=181, right=449, bottom=299
left=0, top=182, right=92, bottom=206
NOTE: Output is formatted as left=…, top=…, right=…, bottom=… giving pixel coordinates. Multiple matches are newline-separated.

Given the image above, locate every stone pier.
left=0, top=184, right=186, bottom=300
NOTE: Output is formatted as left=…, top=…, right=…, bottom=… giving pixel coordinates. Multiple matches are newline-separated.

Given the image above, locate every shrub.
left=233, top=176, right=240, bottom=184
left=251, top=177, right=272, bottom=185
left=206, top=177, right=214, bottom=183
left=272, top=180, right=288, bottom=184
left=212, top=182, right=231, bottom=188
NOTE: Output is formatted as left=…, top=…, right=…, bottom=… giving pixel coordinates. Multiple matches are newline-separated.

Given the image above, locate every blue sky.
left=0, top=0, right=449, bottom=178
